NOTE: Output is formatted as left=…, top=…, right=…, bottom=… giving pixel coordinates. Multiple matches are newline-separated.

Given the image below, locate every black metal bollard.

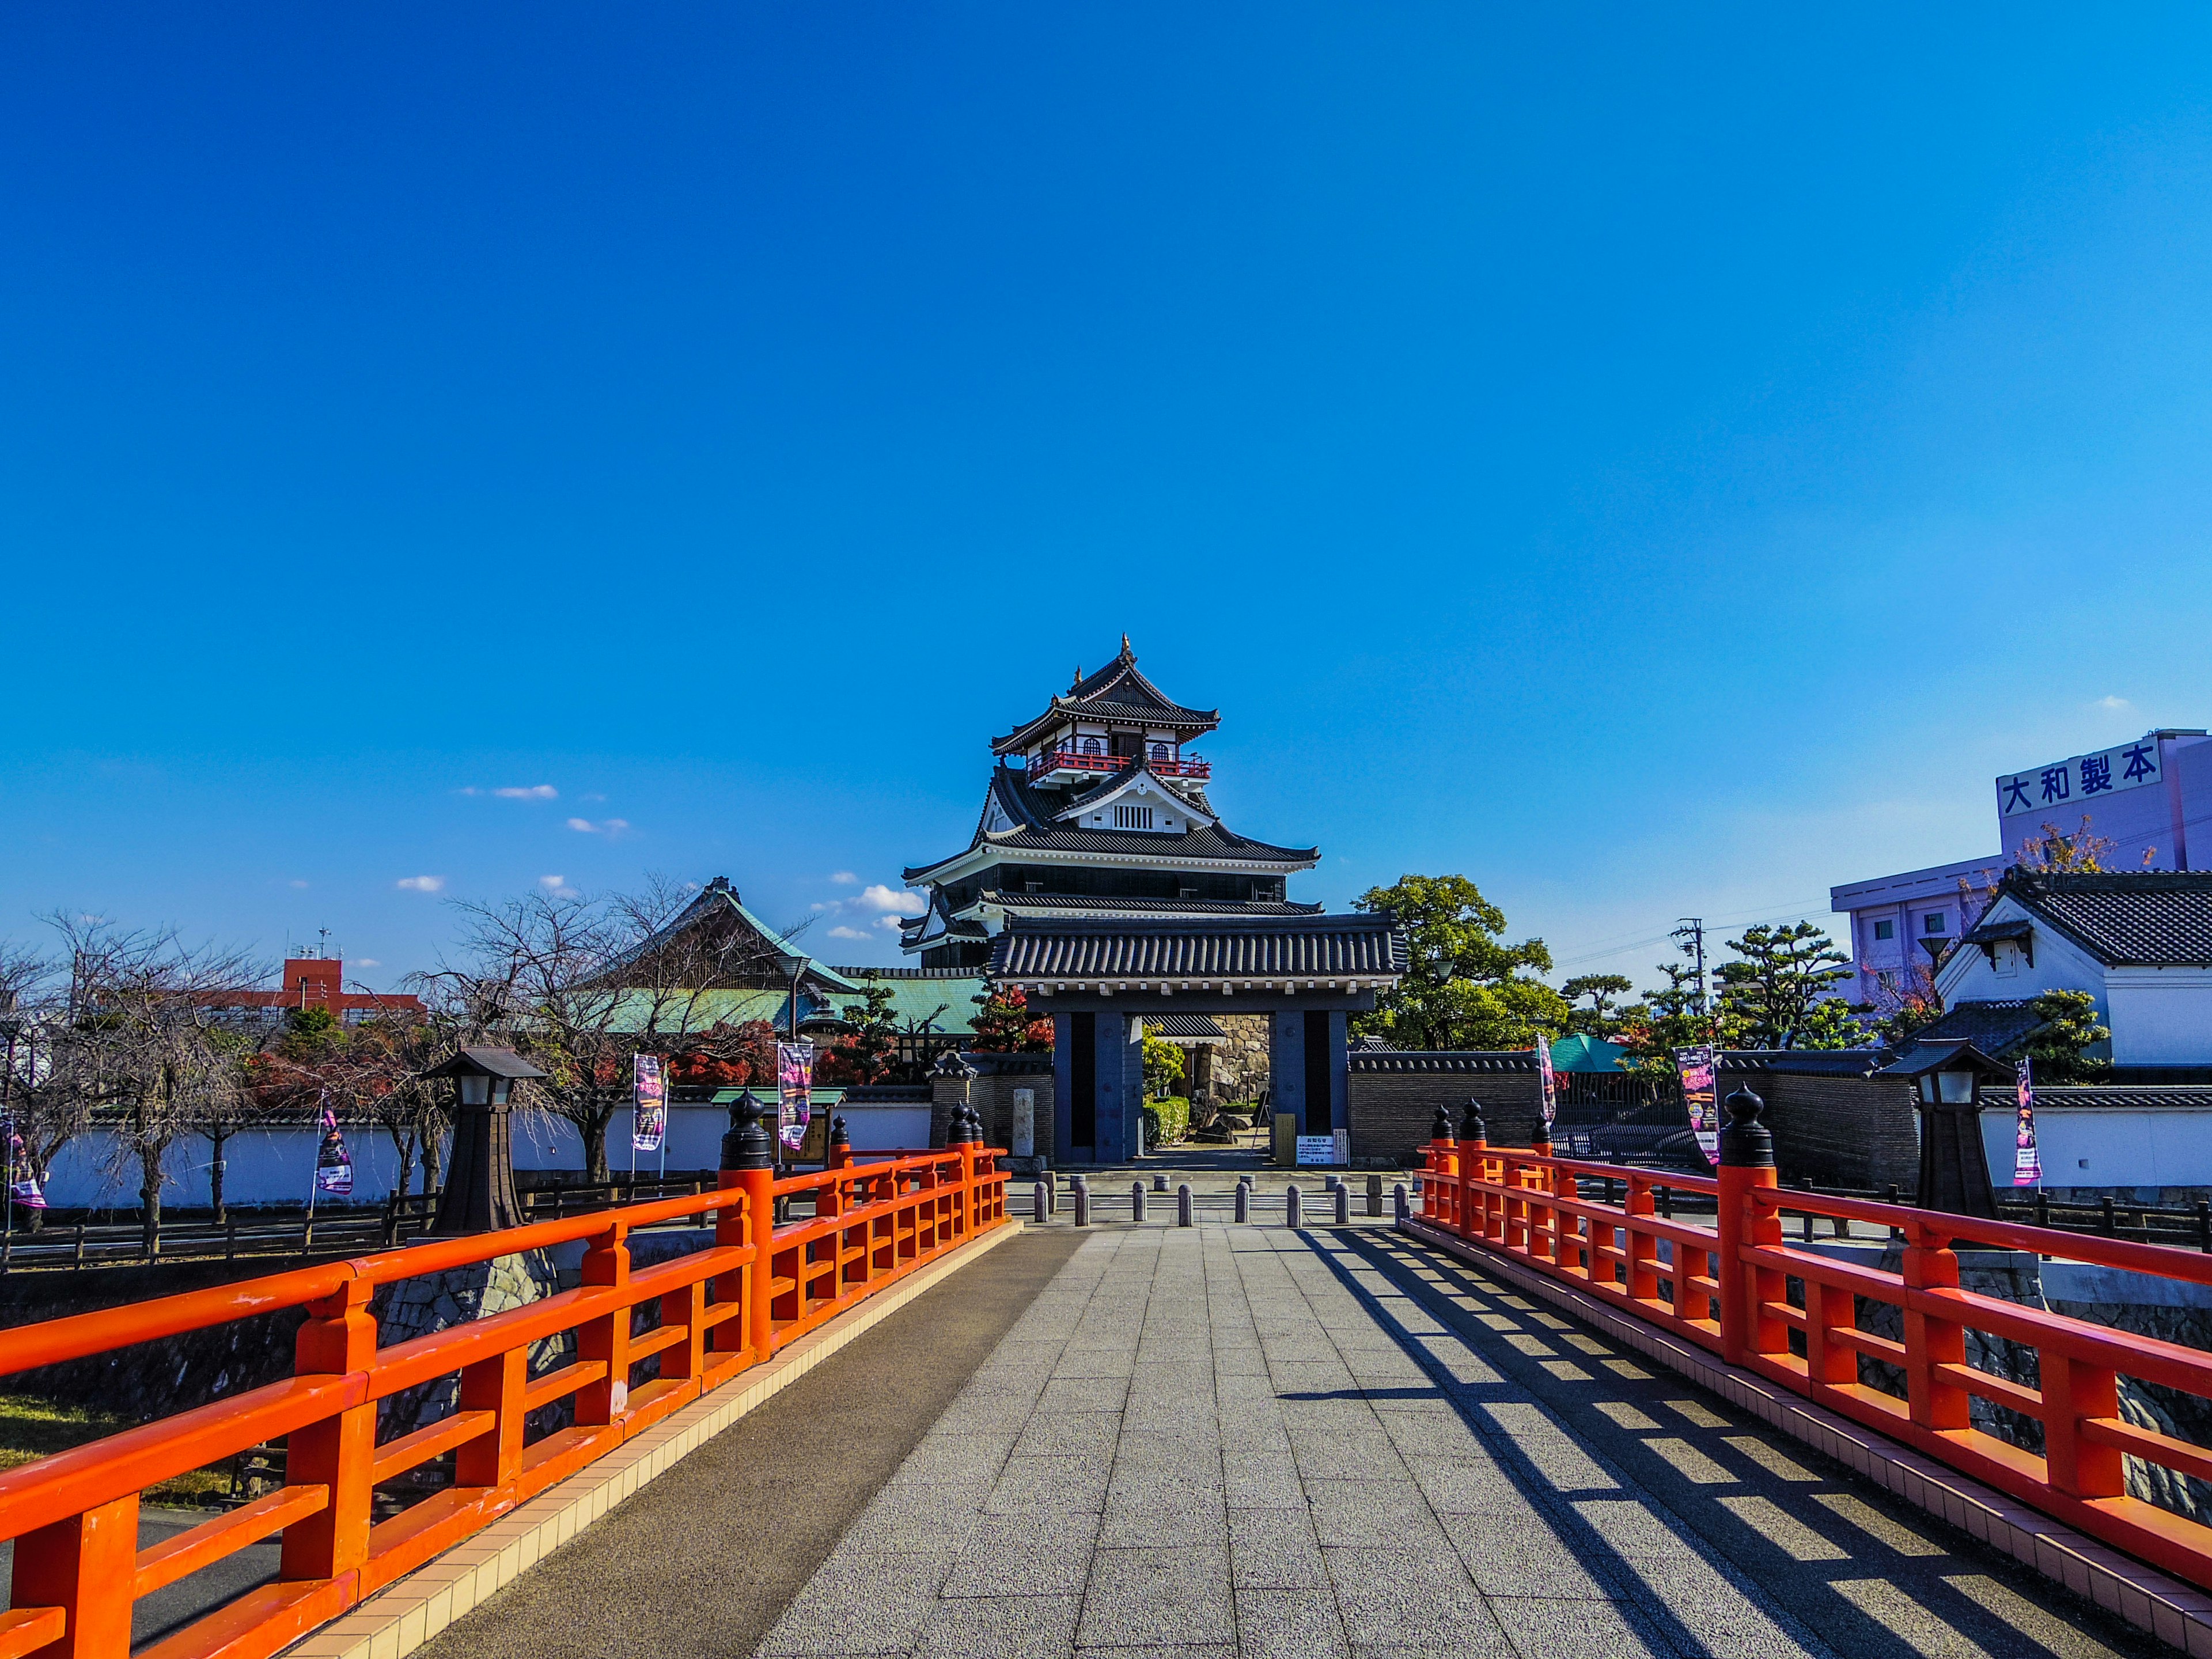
left=1153, top=1173, right=1169, bottom=1192
left=1033, top=1179, right=1050, bottom=1223
left=1366, top=1172, right=1383, bottom=1218
left=1177, top=1184, right=1194, bottom=1227
left=1286, top=1184, right=1302, bottom=1228
left=1334, top=1183, right=1350, bottom=1225
left=1132, top=1180, right=1147, bottom=1222
left=1234, top=1184, right=1249, bottom=1223
left=1393, top=1183, right=1408, bottom=1221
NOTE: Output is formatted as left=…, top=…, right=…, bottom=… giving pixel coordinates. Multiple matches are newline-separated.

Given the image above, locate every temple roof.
left=990, top=638, right=1221, bottom=755
left=902, top=765, right=1318, bottom=884
left=987, top=912, right=1408, bottom=980
left=1980, top=869, right=2212, bottom=967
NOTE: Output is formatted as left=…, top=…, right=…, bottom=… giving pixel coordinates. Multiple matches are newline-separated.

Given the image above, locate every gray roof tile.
left=989, top=912, right=1407, bottom=979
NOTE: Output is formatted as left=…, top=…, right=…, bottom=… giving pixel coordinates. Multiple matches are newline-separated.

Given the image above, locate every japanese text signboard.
left=777, top=1041, right=815, bottom=1151
left=2014, top=1058, right=2042, bottom=1187
left=631, top=1054, right=666, bottom=1155
left=1675, top=1046, right=1719, bottom=1169
left=1997, top=739, right=2162, bottom=822
left=1534, top=1037, right=1556, bottom=1136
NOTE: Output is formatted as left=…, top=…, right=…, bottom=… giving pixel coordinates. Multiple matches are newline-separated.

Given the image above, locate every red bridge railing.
left=1408, top=1128, right=2212, bottom=1593
left=0, top=1137, right=1009, bottom=1659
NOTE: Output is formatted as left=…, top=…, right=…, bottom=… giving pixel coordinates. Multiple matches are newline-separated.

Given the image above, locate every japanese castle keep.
left=903, top=638, right=1406, bottom=1164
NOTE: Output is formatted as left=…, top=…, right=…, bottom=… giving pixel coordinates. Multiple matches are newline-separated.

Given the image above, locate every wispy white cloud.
left=857, top=884, right=925, bottom=914
left=494, top=784, right=558, bottom=800
left=566, top=817, right=632, bottom=836
left=831, top=871, right=858, bottom=885
left=289, top=878, right=310, bottom=889
left=396, top=876, right=445, bottom=893
left=355, top=958, right=381, bottom=968
left=581, top=792, right=607, bottom=803
left=875, top=914, right=906, bottom=931
left=827, top=925, right=870, bottom=941
left=2095, top=695, right=2133, bottom=712
left=539, top=874, right=580, bottom=897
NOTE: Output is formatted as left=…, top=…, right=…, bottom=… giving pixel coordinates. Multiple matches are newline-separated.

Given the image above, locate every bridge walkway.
left=423, top=1222, right=2165, bottom=1659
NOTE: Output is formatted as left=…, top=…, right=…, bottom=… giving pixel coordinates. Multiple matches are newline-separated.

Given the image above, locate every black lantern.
left=422, top=1046, right=547, bottom=1236
left=1878, top=1039, right=2010, bottom=1219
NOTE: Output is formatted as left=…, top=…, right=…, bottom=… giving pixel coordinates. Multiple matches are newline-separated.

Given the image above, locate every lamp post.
left=1879, top=1040, right=2008, bottom=1219
left=422, top=1047, right=548, bottom=1236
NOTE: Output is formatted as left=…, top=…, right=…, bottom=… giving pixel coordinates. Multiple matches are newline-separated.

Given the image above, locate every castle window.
left=1150, top=741, right=1170, bottom=762
left=1872, top=919, right=1894, bottom=941
left=1081, top=736, right=1105, bottom=756
left=1113, top=805, right=1154, bottom=829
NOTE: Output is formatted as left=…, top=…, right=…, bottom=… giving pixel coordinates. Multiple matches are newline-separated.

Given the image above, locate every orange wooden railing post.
left=1426, top=1105, right=1456, bottom=1232
left=455, top=1345, right=528, bottom=1490
left=1625, top=1172, right=1658, bottom=1302
left=1900, top=1215, right=1971, bottom=1432
left=279, top=1274, right=377, bottom=1591
left=717, top=1090, right=778, bottom=1363
left=575, top=1218, right=634, bottom=1424
left=2046, top=1353, right=2126, bottom=1502
left=1717, top=1087, right=1780, bottom=1368
left=10, top=1494, right=138, bottom=1659
left=1461, top=1101, right=1488, bottom=1242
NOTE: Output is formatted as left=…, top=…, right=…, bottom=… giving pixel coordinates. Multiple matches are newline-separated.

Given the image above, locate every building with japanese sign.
left=1832, top=728, right=2212, bottom=1006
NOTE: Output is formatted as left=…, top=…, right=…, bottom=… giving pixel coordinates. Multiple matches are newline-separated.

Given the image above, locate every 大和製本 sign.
left=1997, top=740, right=2162, bottom=821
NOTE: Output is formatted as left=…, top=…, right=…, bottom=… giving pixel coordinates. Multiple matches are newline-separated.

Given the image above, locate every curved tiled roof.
left=990, top=640, right=1221, bottom=753
left=903, top=765, right=1317, bottom=882
left=1997, top=870, right=2212, bottom=967
left=988, top=912, right=1406, bottom=979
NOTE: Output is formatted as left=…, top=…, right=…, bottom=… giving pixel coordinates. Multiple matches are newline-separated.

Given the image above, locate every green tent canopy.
left=1550, top=1033, right=1628, bottom=1073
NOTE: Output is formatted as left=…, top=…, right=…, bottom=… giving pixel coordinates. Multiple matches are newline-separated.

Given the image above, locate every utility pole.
left=1672, top=918, right=1709, bottom=1015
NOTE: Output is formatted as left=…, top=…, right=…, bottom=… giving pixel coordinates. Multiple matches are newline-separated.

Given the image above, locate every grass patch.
left=0, top=1392, right=233, bottom=1505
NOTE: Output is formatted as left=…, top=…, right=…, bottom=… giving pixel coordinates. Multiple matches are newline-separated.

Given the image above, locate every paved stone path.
left=756, top=1224, right=2160, bottom=1659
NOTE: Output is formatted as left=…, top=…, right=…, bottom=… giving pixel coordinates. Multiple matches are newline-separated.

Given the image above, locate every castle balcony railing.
left=1029, top=747, right=1210, bottom=781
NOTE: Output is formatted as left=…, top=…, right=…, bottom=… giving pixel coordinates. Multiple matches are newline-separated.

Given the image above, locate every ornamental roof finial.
left=1120, top=632, right=1134, bottom=658
left=1071, top=664, right=1082, bottom=689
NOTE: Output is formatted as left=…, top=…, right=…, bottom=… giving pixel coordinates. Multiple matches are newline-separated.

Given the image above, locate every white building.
left=1931, top=870, right=2212, bottom=1077
left=1832, top=728, right=2212, bottom=1005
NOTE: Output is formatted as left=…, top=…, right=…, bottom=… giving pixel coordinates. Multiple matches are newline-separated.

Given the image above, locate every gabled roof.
left=1909, top=998, right=2048, bottom=1058
left=1990, top=870, right=2212, bottom=968
left=990, top=638, right=1221, bottom=754
left=601, top=878, right=864, bottom=994
left=903, top=766, right=1318, bottom=884
left=988, top=912, right=1407, bottom=980
left=1058, top=759, right=1214, bottom=824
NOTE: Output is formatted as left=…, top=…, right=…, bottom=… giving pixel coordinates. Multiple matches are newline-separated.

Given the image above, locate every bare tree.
left=0, top=941, right=62, bottom=1230
left=412, top=878, right=802, bottom=1182
left=44, top=914, right=262, bottom=1253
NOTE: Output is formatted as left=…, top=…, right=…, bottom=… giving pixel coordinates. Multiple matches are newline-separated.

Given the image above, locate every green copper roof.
left=1550, top=1033, right=1628, bottom=1073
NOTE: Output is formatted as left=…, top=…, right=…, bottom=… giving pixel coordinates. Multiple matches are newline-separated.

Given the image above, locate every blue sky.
left=6, top=5, right=2212, bottom=991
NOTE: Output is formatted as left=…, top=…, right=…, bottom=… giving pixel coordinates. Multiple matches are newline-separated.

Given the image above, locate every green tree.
left=1350, top=874, right=1567, bottom=1051
left=969, top=987, right=1052, bottom=1053
left=1142, top=1032, right=1186, bottom=1099
left=279, top=1002, right=349, bottom=1062
left=1714, top=922, right=1858, bottom=1050
left=2021, top=989, right=2110, bottom=1083
left=836, top=982, right=900, bottom=1085
left=1613, top=961, right=1738, bottom=1078
left=1560, top=974, right=1635, bottom=1039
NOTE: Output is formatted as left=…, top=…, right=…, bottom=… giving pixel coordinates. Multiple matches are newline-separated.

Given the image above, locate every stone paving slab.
left=756, top=1224, right=2167, bottom=1659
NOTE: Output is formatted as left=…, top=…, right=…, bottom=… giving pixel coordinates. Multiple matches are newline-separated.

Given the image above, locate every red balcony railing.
left=1410, top=1135, right=2212, bottom=1596
left=0, top=1142, right=1009, bottom=1659
left=1032, top=747, right=1210, bottom=780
